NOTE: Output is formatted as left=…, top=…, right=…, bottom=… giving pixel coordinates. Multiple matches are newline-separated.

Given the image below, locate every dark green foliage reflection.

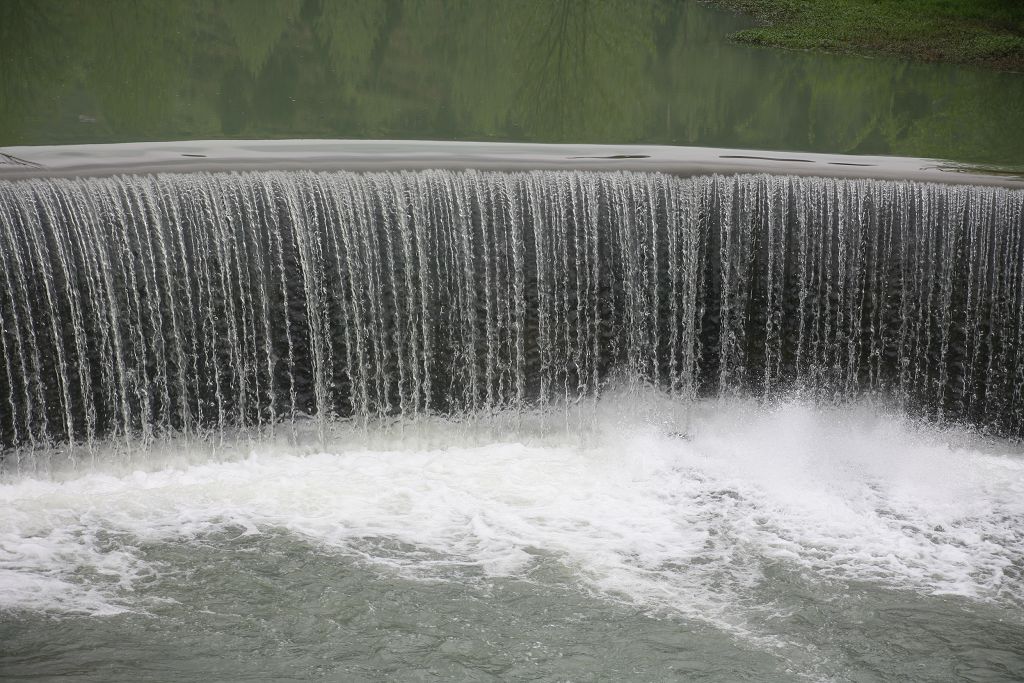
left=2, top=0, right=1022, bottom=164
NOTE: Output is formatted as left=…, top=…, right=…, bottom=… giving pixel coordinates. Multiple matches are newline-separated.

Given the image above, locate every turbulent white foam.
left=1, top=395, right=1022, bottom=621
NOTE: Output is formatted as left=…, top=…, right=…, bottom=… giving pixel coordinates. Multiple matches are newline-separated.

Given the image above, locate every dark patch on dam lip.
left=569, top=154, right=651, bottom=159
left=719, top=155, right=814, bottom=163
left=829, top=161, right=876, bottom=167
left=181, top=153, right=207, bottom=158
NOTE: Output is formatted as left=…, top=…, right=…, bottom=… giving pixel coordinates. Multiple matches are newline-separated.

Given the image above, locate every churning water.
left=1, top=170, right=1023, bottom=680
left=1, top=170, right=1023, bottom=462
left=2, top=394, right=1023, bottom=680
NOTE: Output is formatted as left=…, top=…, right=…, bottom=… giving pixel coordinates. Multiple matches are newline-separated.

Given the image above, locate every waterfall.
left=1, top=170, right=1022, bottom=468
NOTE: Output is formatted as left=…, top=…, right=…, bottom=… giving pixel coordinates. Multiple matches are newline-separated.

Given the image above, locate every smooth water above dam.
left=5, top=0, right=1024, bottom=167
left=1, top=169, right=1023, bottom=467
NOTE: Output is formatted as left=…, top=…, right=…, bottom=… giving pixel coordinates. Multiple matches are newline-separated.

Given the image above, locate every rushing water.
left=5, top=3, right=1024, bottom=679
left=1, top=169, right=1024, bottom=680
left=1, top=170, right=1023, bottom=466
left=2, top=393, right=1023, bottom=681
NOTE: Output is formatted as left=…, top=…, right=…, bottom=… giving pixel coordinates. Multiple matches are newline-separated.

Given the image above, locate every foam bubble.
left=1, top=395, right=1022, bottom=623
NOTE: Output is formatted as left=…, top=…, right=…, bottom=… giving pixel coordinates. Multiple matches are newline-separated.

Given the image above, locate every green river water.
left=2, top=0, right=1024, bottom=166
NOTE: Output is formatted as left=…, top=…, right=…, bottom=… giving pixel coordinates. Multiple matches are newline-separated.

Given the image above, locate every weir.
left=1, top=143, right=1023, bottom=470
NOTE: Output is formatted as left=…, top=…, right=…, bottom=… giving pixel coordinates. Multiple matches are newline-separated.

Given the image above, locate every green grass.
left=712, top=0, right=1024, bottom=70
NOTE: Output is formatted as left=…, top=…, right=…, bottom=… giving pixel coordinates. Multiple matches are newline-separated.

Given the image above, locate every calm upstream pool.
left=3, top=394, right=1023, bottom=681
left=2, top=0, right=1024, bottom=167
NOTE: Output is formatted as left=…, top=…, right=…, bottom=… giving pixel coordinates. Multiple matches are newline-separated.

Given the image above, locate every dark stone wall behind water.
left=1, top=170, right=1022, bottom=461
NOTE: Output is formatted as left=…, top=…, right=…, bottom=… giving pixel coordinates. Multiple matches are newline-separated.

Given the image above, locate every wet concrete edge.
left=1, top=140, right=1022, bottom=188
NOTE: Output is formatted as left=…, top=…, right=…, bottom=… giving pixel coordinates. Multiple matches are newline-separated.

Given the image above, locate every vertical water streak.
left=1, top=170, right=1022, bottom=470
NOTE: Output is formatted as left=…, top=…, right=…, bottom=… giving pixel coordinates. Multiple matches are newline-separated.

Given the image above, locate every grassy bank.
left=712, top=0, right=1024, bottom=70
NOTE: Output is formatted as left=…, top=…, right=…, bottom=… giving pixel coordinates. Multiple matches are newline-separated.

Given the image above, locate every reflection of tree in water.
left=222, top=0, right=303, bottom=78
left=314, top=0, right=386, bottom=98
left=488, top=0, right=658, bottom=140
left=0, top=0, right=1022, bottom=165
left=1, top=0, right=79, bottom=142
left=1, top=0, right=207, bottom=142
